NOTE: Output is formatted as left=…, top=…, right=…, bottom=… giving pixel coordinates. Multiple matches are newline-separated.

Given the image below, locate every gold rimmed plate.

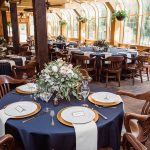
left=4, top=101, right=41, bottom=119
left=57, top=107, right=99, bottom=127
left=88, top=95, right=121, bottom=107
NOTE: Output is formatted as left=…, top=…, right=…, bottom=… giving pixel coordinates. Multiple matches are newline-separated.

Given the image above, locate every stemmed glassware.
left=26, top=79, right=35, bottom=98
left=80, top=78, right=90, bottom=105
left=42, top=88, right=52, bottom=112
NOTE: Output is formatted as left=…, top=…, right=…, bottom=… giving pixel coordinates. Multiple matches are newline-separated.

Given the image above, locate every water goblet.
left=80, top=86, right=90, bottom=104
left=43, top=91, right=52, bottom=112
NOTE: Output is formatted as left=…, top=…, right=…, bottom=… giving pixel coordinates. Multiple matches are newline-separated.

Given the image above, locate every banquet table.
left=0, top=84, right=124, bottom=150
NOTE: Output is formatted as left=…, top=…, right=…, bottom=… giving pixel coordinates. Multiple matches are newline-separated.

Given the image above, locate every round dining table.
left=0, top=84, right=124, bottom=150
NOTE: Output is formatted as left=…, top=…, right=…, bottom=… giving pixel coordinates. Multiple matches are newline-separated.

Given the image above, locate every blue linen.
left=0, top=84, right=124, bottom=150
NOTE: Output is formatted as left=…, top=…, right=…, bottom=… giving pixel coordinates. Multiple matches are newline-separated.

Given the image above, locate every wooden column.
left=10, top=2, right=20, bottom=53
left=1, top=10, right=8, bottom=42
left=32, top=0, right=49, bottom=70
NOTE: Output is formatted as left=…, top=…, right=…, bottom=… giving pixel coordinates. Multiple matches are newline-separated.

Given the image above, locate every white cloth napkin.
left=8, top=60, right=16, bottom=68
left=21, top=57, right=26, bottom=66
left=0, top=109, right=11, bottom=137
left=73, top=121, right=97, bottom=150
left=126, top=53, right=132, bottom=63
left=83, top=52, right=94, bottom=57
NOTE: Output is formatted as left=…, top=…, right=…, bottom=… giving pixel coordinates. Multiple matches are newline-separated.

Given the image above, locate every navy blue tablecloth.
left=0, top=84, right=124, bottom=150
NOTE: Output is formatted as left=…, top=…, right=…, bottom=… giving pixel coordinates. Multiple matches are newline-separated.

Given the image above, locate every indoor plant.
left=77, top=16, right=88, bottom=23
left=59, top=19, right=67, bottom=25
left=36, top=59, right=82, bottom=101
left=112, top=10, right=128, bottom=21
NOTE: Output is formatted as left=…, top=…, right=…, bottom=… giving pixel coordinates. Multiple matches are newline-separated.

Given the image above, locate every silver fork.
left=50, top=110, right=55, bottom=126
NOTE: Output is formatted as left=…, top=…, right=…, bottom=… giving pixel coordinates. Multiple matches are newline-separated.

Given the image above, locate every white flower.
left=52, top=66, right=58, bottom=72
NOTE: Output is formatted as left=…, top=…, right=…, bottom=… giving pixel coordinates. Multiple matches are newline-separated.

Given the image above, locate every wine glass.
left=82, top=77, right=89, bottom=87
left=43, top=91, right=52, bottom=112
left=80, top=86, right=90, bottom=104
left=26, top=80, right=34, bottom=98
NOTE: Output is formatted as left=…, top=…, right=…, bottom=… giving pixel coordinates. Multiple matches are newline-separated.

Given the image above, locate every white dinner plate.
left=4, top=101, right=38, bottom=117
left=16, top=83, right=37, bottom=93
left=61, top=106, right=95, bottom=124
left=91, top=92, right=121, bottom=103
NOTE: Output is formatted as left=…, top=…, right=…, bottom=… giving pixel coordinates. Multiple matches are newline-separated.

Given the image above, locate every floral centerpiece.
left=36, top=59, right=82, bottom=101
left=0, top=37, right=7, bottom=47
left=56, top=35, right=66, bottom=42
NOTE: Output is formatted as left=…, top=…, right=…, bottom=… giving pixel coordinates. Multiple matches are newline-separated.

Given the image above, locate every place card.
left=72, top=111, right=85, bottom=117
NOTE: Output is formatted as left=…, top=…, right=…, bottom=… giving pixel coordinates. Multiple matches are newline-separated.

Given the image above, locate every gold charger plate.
left=4, top=101, right=41, bottom=119
left=16, top=88, right=35, bottom=94
left=57, top=107, right=99, bottom=127
left=88, top=95, right=120, bottom=107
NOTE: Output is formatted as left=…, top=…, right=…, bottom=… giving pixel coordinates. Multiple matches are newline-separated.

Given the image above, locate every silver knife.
left=22, top=111, right=46, bottom=123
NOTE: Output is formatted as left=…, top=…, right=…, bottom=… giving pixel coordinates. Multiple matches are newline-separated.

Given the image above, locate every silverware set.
left=50, top=110, right=55, bottom=126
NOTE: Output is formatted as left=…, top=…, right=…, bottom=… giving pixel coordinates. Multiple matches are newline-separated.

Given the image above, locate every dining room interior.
left=0, top=0, right=150, bottom=150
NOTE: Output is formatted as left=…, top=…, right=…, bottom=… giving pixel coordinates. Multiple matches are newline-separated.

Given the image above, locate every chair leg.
left=117, top=72, right=121, bottom=87
left=146, top=68, right=149, bottom=81
left=132, top=71, right=135, bottom=86
left=139, top=70, right=143, bottom=83
left=106, top=72, right=108, bottom=87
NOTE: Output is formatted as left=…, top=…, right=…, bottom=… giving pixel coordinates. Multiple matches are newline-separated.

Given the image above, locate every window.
left=140, top=0, right=150, bottom=45
left=95, top=3, right=107, bottom=40
left=47, top=13, right=60, bottom=38
left=29, top=15, right=34, bottom=36
left=81, top=3, right=96, bottom=40
left=122, top=0, right=138, bottom=44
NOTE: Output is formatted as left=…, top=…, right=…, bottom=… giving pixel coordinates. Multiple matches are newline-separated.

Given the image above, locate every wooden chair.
left=0, top=75, right=26, bottom=98
left=12, top=60, right=38, bottom=79
left=103, top=56, right=124, bottom=87
left=124, top=56, right=149, bottom=85
left=72, top=54, right=97, bottom=81
left=117, top=90, right=150, bottom=148
left=122, top=133, right=147, bottom=150
left=0, top=134, right=15, bottom=150
left=129, top=46, right=137, bottom=49
left=56, top=51, right=71, bottom=62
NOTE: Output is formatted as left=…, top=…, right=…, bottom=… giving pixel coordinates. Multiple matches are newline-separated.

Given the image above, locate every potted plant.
left=112, top=10, right=128, bottom=21
left=59, top=19, right=67, bottom=25
left=77, top=16, right=88, bottom=23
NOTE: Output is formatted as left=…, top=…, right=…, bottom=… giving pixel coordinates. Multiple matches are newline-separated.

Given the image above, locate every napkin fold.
left=0, top=109, right=11, bottom=137
left=21, top=57, right=26, bottom=66
left=73, top=121, right=97, bottom=150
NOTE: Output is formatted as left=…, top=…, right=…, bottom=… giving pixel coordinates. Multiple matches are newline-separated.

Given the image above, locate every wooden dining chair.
left=0, top=134, right=15, bottom=150
left=117, top=90, right=150, bottom=149
left=56, top=51, right=71, bottom=62
left=122, top=132, right=147, bottom=150
left=124, top=56, right=149, bottom=85
left=0, top=75, right=26, bottom=98
left=73, top=54, right=97, bottom=81
left=103, top=56, right=124, bottom=87
left=12, top=60, right=38, bottom=79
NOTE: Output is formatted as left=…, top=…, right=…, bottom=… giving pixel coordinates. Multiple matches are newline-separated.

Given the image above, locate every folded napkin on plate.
left=0, top=109, right=11, bottom=137
left=21, top=57, right=26, bottom=66
left=73, top=121, right=97, bottom=150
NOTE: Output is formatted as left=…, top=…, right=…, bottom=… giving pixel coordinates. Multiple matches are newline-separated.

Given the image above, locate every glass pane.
left=142, top=0, right=150, bottom=13
left=19, top=23, right=27, bottom=43
left=88, top=18, right=95, bottom=40
left=123, top=16, right=137, bottom=44
left=29, top=15, right=34, bottom=36
left=96, top=3, right=107, bottom=17
left=98, top=18, right=107, bottom=40
left=122, top=0, right=138, bottom=14
left=140, top=15, right=150, bottom=45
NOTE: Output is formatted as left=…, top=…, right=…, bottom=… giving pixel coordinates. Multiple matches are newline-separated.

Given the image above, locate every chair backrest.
left=130, top=46, right=137, bottom=49
left=12, top=60, right=38, bottom=79
left=0, top=75, right=26, bottom=98
left=105, top=56, right=124, bottom=70
left=72, top=54, right=96, bottom=69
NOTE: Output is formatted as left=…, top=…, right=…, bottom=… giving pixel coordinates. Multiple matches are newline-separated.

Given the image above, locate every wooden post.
left=32, top=0, right=49, bottom=70
left=10, top=2, right=20, bottom=53
left=1, top=10, right=8, bottom=42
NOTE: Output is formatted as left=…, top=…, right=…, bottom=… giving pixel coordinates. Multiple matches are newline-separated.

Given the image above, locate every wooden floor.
left=92, top=75, right=150, bottom=150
